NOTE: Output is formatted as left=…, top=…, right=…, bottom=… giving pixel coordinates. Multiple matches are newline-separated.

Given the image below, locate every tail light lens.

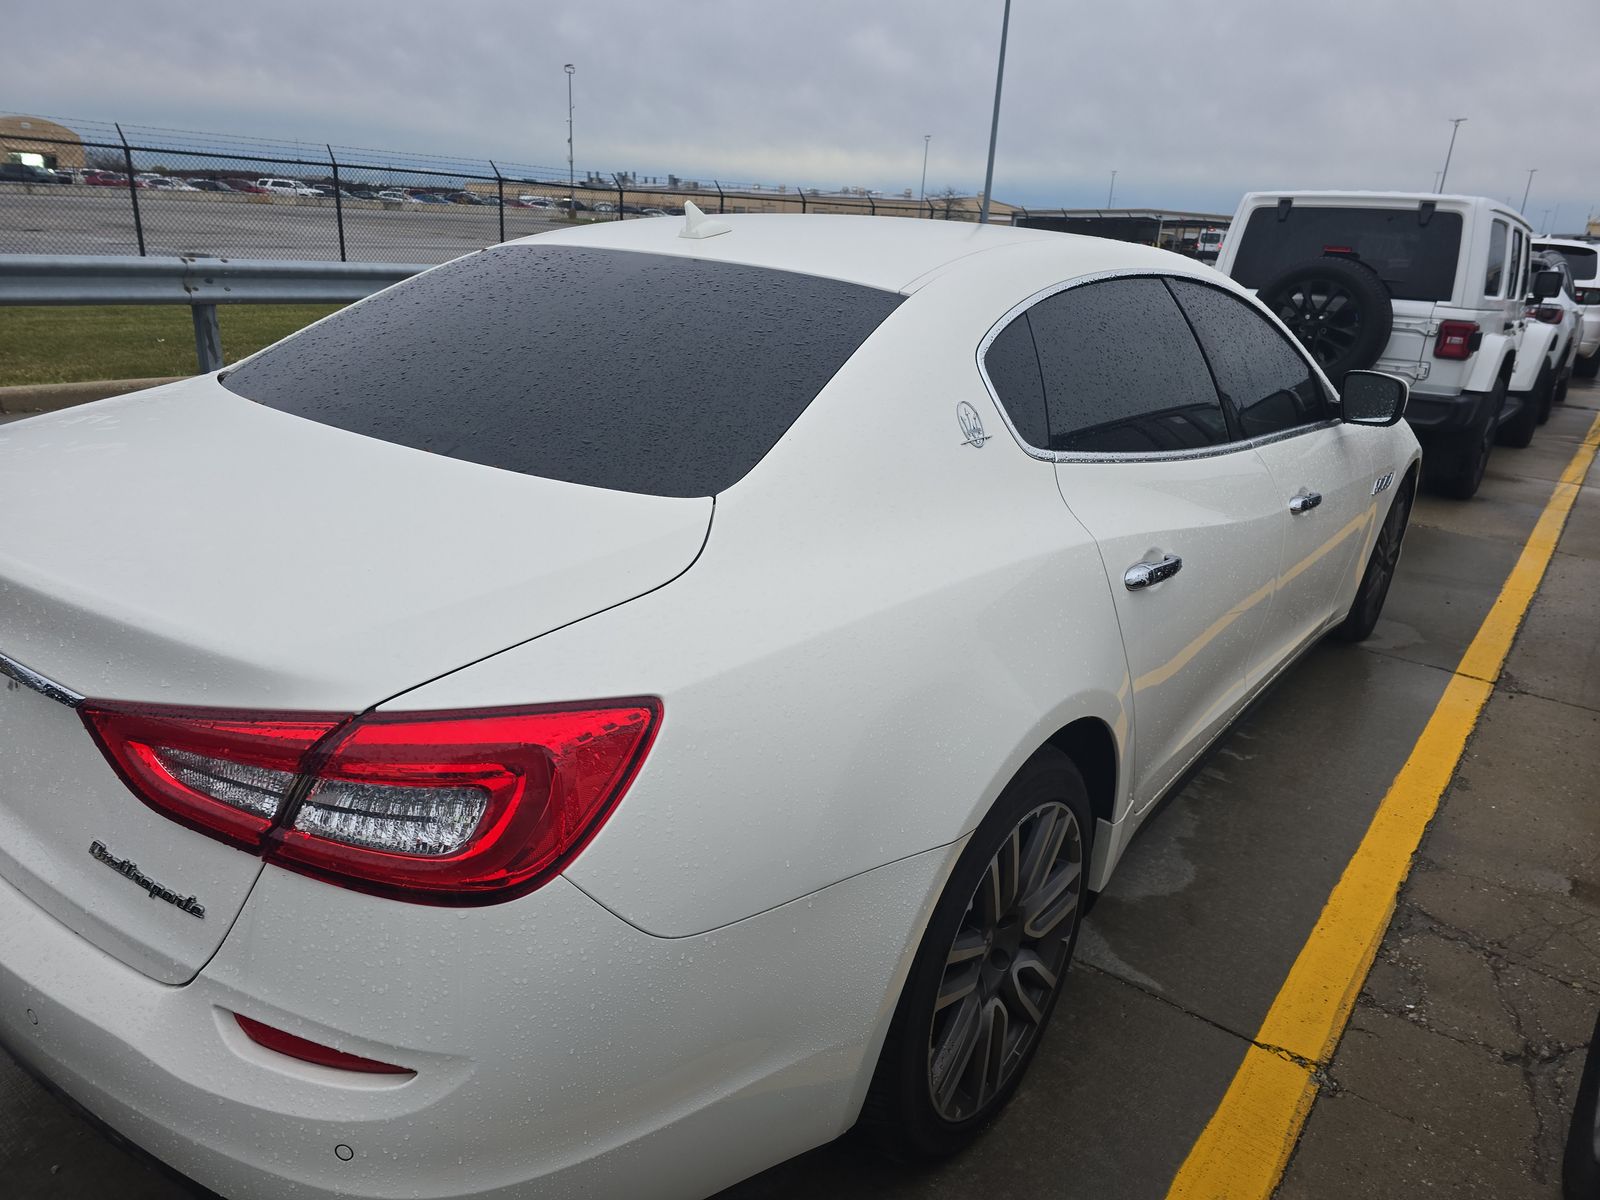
left=1524, top=304, right=1564, bottom=325
left=80, top=700, right=659, bottom=904
left=1434, top=320, right=1479, bottom=360
left=1576, top=288, right=1600, bottom=305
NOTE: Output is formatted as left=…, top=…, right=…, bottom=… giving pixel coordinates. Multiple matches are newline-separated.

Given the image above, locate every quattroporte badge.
left=89, top=841, right=206, bottom=919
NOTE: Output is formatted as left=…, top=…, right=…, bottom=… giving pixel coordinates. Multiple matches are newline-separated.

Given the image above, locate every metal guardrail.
left=0, top=254, right=427, bottom=373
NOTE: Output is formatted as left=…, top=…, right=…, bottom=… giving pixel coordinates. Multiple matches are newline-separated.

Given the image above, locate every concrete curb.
left=0, top=376, right=189, bottom=415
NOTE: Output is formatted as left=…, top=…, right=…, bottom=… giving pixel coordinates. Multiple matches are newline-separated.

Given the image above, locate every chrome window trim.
left=974, top=267, right=1341, bottom=464
left=0, top=650, right=85, bottom=708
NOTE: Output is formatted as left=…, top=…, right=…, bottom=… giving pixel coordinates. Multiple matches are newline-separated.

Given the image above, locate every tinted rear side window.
left=1167, top=279, right=1331, bottom=438
left=1027, top=277, right=1227, bottom=454
left=1231, top=206, right=1464, bottom=302
left=982, top=317, right=1049, bottom=448
left=221, top=245, right=903, bottom=497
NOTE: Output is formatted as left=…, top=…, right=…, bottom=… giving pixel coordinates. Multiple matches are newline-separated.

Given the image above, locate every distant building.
left=0, top=114, right=85, bottom=170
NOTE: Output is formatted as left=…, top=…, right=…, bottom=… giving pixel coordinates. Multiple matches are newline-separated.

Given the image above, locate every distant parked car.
left=375, top=189, right=413, bottom=202
left=1523, top=252, right=1582, bottom=420
left=554, top=197, right=591, bottom=212
left=81, top=170, right=127, bottom=187
left=592, top=201, right=617, bottom=214
left=411, top=192, right=451, bottom=204
left=227, top=181, right=269, bottom=195
left=186, top=179, right=237, bottom=193
left=0, top=163, right=58, bottom=184
left=141, top=177, right=199, bottom=192
left=640, top=207, right=669, bottom=217
left=1534, top=238, right=1600, bottom=378
left=255, top=178, right=305, bottom=196
left=346, top=187, right=382, bottom=200
left=449, top=191, right=494, bottom=206
left=517, top=195, right=556, bottom=209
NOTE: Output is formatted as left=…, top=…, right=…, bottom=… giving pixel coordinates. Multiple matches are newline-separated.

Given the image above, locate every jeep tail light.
left=234, top=1013, right=413, bottom=1075
left=80, top=700, right=660, bottom=904
left=1524, top=304, right=1564, bottom=325
left=1434, top=320, right=1479, bottom=360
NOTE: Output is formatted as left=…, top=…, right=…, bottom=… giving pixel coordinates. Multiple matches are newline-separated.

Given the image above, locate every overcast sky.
left=10, top=0, right=1597, bottom=229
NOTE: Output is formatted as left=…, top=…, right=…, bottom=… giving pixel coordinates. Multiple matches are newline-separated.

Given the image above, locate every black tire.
left=1498, top=365, right=1547, bottom=449
left=1561, top=1010, right=1600, bottom=1200
left=1431, top=375, right=1505, bottom=500
left=1334, top=473, right=1415, bottom=642
left=1553, top=367, right=1570, bottom=408
left=1257, top=257, right=1394, bottom=383
left=1576, top=351, right=1600, bottom=380
left=861, top=748, right=1093, bottom=1160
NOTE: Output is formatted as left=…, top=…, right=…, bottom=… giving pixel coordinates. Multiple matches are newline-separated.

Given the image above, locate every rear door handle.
left=1124, top=554, right=1183, bottom=591
left=1289, top=491, right=1323, bottom=515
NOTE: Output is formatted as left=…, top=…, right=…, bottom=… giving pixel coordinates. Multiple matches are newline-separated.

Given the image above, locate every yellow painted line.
left=1166, top=410, right=1600, bottom=1200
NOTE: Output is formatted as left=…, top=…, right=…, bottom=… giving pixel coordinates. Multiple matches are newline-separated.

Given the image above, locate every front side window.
left=1167, top=278, right=1331, bottom=439
left=1026, top=277, right=1228, bottom=454
left=222, top=246, right=903, bottom=498
left=1484, top=220, right=1508, bottom=297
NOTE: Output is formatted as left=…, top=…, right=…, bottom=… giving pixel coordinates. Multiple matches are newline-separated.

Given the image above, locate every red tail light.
left=80, top=700, right=659, bottom=905
left=234, top=1013, right=413, bottom=1075
left=1434, top=320, right=1479, bottom=360
left=1524, top=304, right=1564, bottom=325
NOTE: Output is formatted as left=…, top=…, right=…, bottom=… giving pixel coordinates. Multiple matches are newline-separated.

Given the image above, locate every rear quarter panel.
left=384, top=247, right=1140, bottom=937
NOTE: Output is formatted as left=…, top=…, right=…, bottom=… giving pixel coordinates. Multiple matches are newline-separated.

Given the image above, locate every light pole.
left=1107, top=169, right=1117, bottom=208
left=1520, top=168, right=1537, bottom=213
left=1437, top=117, right=1466, bottom=194
left=564, top=63, right=575, bottom=216
left=978, top=0, right=1012, bottom=225
left=919, top=134, right=931, bottom=203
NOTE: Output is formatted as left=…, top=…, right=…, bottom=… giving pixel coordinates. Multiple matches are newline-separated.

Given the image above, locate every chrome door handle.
left=1289, top=491, right=1323, bottom=515
left=1124, top=554, right=1183, bottom=591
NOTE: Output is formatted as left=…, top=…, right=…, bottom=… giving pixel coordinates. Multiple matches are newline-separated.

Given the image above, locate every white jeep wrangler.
left=1214, top=192, right=1562, bottom=498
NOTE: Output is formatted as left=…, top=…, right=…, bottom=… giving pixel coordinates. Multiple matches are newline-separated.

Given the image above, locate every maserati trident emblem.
left=89, top=841, right=206, bottom=919
left=957, top=401, right=989, bottom=448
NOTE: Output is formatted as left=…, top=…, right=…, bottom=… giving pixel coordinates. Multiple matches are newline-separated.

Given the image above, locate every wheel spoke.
left=931, top=993, right=982, bottom=1112
left=946, top=927, right=987, bottom=968
left=994, top=827, right=1021, bottom=913
left=1001, top=950, right=1059, bottom=1025
left=936, top=960, right=980, bottom=1012
left=1021, top=858, right=1082, bottom=940
left=973, top=999, right=1009, bottom=1108
left=1018, top=806, right=1067, bottom=900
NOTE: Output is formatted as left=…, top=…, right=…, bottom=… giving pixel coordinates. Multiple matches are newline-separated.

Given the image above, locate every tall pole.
left=1437, top=117, right=1466, bottom=194
left=564, top=63, right=576, bottom=215
left=1107, top=169, right=1117, bottom=208
left=978, top=0, right=1012, bottom=225
left=919, top=134, right=931, bottom=203
left=1520, top=168, right=1537, bottom=213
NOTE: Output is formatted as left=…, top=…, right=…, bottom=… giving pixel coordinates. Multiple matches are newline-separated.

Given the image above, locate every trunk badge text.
left=89, top=841, right=206, bottom=919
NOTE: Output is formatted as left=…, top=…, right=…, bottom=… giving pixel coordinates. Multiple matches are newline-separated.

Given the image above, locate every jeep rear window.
left=1230, top=206, right=1464, bottom=302
left=1542, top=245, right=1597, bottom=284
left=221, top=245, right=903, bottom=498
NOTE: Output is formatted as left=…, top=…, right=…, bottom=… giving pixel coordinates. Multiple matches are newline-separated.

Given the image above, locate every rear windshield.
left=221, top=245, right=903, bottom=497
left=1230, top=205, right=1464, bottom=302
left=1541, top=245, right=1598, bottom=284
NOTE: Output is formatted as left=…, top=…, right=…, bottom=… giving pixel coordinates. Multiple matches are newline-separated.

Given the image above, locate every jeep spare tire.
left=1257, top=257, right=1394, bottom=384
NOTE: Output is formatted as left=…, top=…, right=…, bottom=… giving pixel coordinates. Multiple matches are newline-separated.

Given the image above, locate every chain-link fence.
left=0, top=118, right=986, bottom=264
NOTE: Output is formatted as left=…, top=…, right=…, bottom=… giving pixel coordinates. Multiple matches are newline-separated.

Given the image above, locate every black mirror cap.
left=1341, top=370, right=1409, bottom=427
left=1533, top=270, right=1563, bottom=299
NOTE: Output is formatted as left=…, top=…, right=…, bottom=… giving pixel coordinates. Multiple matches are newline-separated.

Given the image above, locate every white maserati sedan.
left=0, top=213, right=1418, bottom=1199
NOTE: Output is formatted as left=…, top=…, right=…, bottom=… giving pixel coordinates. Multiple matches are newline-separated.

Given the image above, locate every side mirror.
left=1341, top=370, right=1408, bottom=427
left=1533, top=270, right=1562, bottom=300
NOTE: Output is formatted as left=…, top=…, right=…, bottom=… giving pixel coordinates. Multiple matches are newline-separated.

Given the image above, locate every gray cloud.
left=9, top=0, right=1596, bottom=228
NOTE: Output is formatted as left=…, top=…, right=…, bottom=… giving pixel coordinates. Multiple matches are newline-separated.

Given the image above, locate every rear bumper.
left=0, top=845, right=952, bottom=1199
left=1403, top=388, right=1502, bottom=436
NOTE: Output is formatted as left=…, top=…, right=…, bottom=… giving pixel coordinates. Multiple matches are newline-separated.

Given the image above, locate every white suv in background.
left=1215, top=191, right=1561, bottom=498
left=1533, top=237, right=1600, bottom=378
left=255, top=178, right=317, bottom=197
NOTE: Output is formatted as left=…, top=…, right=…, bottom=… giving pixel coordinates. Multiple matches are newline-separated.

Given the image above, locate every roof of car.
left=1238, top=190, right=1528, bottom=222
left=1532, top=236, right=1597, bottom=249
left=505, top=213, right=1176, bottom=294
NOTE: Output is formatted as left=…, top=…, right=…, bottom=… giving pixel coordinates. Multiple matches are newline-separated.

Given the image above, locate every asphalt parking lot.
left=0, top=188, right=567, bottom=263
left=1, top=384, right=1597, bottom=1199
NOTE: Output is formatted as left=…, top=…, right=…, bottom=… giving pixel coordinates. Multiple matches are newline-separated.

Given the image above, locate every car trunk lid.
left=0, top=378, right=710, bottom=981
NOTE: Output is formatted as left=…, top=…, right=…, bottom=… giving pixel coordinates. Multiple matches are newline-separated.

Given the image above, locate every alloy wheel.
left=927, top=801, right=1083, bottom=1122
left=1273, top=279, right=1362, bottom=369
